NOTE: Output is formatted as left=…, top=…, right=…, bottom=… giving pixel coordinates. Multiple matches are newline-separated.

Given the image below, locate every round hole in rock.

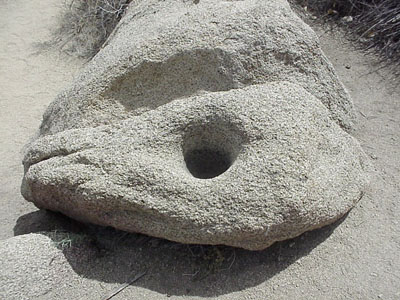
left=184, top=148, right=231, bottom=179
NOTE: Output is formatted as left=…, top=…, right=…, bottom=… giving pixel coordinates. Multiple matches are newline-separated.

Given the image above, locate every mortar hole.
left=184, top=148, right=231, bottom=179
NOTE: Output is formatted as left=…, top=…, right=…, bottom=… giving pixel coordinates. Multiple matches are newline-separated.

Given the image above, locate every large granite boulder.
left=39, top=0, right=355, bottom=134
left=22, top=82, right=369, bottom=250
left=21, top=0, right=369, bottom=250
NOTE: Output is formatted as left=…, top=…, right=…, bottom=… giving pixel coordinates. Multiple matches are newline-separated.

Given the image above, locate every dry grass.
left=296, top=0, right=400, bottom=66
left=53, top=0, right=132, bottom=58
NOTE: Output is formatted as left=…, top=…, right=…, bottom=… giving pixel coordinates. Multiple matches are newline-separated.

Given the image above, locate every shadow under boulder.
left=4, top=210, right=346, bottom=298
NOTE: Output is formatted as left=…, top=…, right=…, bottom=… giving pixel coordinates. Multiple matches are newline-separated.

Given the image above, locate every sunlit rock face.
left=21, top=0, right=369, bottom=250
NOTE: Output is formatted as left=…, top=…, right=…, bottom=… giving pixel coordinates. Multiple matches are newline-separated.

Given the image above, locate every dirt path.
left=0, top=0, right=83, bottom=239
left=0, top=1, right=399, bottom=299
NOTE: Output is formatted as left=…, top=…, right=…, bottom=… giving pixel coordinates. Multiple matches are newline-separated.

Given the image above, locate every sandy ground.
left=0, top=0, right=83, bottom=240
left=0, top=1, right=399, bottom=299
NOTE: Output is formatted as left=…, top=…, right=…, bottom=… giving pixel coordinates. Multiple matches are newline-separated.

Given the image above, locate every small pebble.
left=342, top=16, right=353, bottom=23
left=328, top=9, right=338, bottom=15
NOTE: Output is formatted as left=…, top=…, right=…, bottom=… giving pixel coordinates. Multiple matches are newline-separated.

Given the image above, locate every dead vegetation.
left=53, top=0, right=132, bottom=58
left=296, top=0, right=400, bottom=66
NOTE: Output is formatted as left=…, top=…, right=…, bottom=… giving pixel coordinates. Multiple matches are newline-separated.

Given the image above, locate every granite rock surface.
left=22, top=0, right=369, bottom=250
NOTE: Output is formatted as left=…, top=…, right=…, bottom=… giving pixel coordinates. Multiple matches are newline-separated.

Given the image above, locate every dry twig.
left=102, top=271, right=146, bottom=300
